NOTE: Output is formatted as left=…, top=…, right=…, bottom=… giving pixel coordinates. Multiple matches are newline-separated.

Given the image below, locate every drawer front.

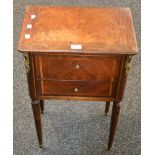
left=37, top=80, right=114, bottom=97
left=34, top=55, right=121, bottom=81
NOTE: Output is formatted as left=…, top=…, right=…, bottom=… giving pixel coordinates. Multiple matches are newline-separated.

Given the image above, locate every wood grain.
left=18, top=6, right=138, bottom=54
left=34, top=54, right=122, bottom=81
left=37, top=80, right=114, bottom=97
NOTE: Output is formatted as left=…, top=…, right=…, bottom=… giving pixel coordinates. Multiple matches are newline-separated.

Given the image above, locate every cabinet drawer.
left=37, top=80, right=114, bottom=97
left=34, top=55, right=121, bottom=81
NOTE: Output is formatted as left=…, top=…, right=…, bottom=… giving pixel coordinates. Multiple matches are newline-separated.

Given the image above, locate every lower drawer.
left=37, top=80, right=114, bottom=97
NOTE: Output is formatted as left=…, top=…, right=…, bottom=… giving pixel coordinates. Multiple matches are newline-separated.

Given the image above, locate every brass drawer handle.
left=75, top=64, right=80, bottom=69
left=74, top=88, right=78, bottom=92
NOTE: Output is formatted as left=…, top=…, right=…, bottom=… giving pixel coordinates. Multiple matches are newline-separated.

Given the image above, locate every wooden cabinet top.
left=18, top=6, right=138, bottom=55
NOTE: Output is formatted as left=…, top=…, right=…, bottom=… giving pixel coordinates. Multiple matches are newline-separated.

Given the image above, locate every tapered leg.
left=31, top=100, right=43, bottom=148
left=40, top=100, right=44, bottom=114
left=107, top=101, right=121, bottom=150
left=105, top=102, right=110, bottom=116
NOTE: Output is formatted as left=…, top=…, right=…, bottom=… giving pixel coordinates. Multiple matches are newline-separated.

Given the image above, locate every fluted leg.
left=105, top=102, right=110, bottom=116
left=40, top=100, right=44, bottom=114
left=31, top=100, right=43, bottom=148
left=107, top=101, right=121, bottom=150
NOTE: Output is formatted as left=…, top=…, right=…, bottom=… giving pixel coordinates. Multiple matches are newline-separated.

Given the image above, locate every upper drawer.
left=34, top=55, right=122, bottom=81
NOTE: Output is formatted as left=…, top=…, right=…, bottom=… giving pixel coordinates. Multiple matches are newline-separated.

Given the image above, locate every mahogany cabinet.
left=18, top=6, right=138, bottom=150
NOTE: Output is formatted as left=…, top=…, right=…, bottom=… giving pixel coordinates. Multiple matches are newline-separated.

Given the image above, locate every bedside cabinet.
left=18, top=6, right=138, bottom=150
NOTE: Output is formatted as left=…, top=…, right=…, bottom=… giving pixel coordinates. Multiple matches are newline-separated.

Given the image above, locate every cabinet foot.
left=107, top=101, right=121, bottom=150
left=105, top=102, right=110, bottom=116
left=31, top=100, right=43, bottom=147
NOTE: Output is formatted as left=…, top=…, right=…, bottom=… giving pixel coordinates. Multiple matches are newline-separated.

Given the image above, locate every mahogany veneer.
left=18, top=6, right=138, bottom=150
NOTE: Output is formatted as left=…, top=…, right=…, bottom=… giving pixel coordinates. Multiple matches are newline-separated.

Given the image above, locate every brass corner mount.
left=23, top=53, right=30, bottom=74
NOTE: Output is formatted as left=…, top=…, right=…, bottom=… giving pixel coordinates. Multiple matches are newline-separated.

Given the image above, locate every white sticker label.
left=27, top=24, right=32, bottom=29
left=71, top=44, right=82, bottom=49
left=31, top=14, right=36, bottom=19
left=25, top=34, right=31, bottom=39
